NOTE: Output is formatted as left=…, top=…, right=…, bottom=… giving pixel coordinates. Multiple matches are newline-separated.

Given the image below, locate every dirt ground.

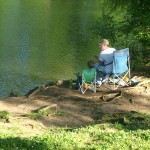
left=0, top=75, right=150, bottom=135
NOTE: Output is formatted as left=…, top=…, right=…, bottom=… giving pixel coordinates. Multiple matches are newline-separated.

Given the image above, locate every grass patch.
left=27, top=109, right=65, bottom=120
left=98, top=112, right=150, bottom=130
left=0, top=111, right=10, bottom=123
left=26, top=113, right=42, bottom=120
left=0, top=111, right=10, bottom=120
left=0, top=112, right=150, bottom=149
left=0, top=123, right=150, bottom=149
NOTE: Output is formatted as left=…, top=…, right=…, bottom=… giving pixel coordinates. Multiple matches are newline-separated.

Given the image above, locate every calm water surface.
left=0, top=0, right=103, bottom=97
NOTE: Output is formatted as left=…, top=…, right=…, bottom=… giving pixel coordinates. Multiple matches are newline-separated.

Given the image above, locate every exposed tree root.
left=100, top=91, right=122, bottom=102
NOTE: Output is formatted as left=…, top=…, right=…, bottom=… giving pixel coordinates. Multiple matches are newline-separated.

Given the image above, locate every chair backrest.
left=113, top=48, right=129, bottom=75
left=82, top=68, right=96, bottom=82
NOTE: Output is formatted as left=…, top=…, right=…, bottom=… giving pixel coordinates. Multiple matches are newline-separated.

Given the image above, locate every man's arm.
left=94, top=54, right=104, bottom=65
left=98, top=52, right=105, bottom=65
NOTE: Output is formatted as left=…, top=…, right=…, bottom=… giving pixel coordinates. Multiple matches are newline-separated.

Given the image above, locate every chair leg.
left=81, top=86, right=85, bottom=94
left=94, top=82, right=96, bottom=93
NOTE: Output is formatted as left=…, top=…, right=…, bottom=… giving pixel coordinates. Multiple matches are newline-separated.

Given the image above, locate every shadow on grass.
left=0, top=137, right=49, bottom=150
left=98, top=112, right=150, bottom=131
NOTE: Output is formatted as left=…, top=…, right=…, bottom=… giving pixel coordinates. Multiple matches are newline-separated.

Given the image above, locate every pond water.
left=0, top=0, right=102, bottom=97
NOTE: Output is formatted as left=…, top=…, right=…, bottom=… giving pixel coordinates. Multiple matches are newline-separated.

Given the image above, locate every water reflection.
left=0, top=0, right=102, bottom=97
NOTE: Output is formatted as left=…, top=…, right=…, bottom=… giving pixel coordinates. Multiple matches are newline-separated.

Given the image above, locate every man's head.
left=98, top=39, right=109, bottom=51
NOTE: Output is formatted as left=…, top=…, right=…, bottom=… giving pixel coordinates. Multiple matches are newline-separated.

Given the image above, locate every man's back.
left=99, top=48, right=116, bottom=74
left=99, top=48, right=116, bottom=65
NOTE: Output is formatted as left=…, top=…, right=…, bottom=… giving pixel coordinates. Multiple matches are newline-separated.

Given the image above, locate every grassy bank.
left=0, top=113, right=150, bottom=150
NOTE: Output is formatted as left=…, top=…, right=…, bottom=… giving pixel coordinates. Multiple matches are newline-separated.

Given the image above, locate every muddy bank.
left=0, top=74, right=149, bottom=129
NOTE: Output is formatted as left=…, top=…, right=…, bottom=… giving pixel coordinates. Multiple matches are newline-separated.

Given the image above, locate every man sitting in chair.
left=94, top=39, right=116, bottom=82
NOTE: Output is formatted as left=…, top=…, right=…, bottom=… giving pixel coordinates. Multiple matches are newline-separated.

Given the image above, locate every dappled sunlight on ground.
left=0, top=77, right=149, bottom=132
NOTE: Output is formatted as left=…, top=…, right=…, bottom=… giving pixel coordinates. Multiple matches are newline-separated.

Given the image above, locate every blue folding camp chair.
left=109, top=48, right=131, bottom=90
left=79, top=68, right=96, bottom=94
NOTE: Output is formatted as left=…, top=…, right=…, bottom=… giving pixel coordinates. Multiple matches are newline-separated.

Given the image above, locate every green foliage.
left=38, top=109, right=51, bottom=116
left=90, top=14, right=117, bottom=42
left=110, top=0, right=150, bottom=65
left=27, top=113, right=42, bottom=120
left=27, top=109, right=65, bottom=120
left=0, top=113, right=150, bottom=149
left=90, top=0, right=150, bottom=68
left=99, top=113, right=150, bottom=130
left=0, top=111, right=10, bottom=119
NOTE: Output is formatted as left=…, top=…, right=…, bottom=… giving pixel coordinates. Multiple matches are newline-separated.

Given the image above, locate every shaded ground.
left=0, top=74, right=150, bottom=136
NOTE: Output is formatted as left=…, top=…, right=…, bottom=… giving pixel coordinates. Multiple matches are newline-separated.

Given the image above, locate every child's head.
left=87, top=60, right=94, bottom=68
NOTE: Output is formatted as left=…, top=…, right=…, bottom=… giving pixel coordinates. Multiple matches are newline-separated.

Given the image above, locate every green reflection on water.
left=0, top=0, right=102, bottom=97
